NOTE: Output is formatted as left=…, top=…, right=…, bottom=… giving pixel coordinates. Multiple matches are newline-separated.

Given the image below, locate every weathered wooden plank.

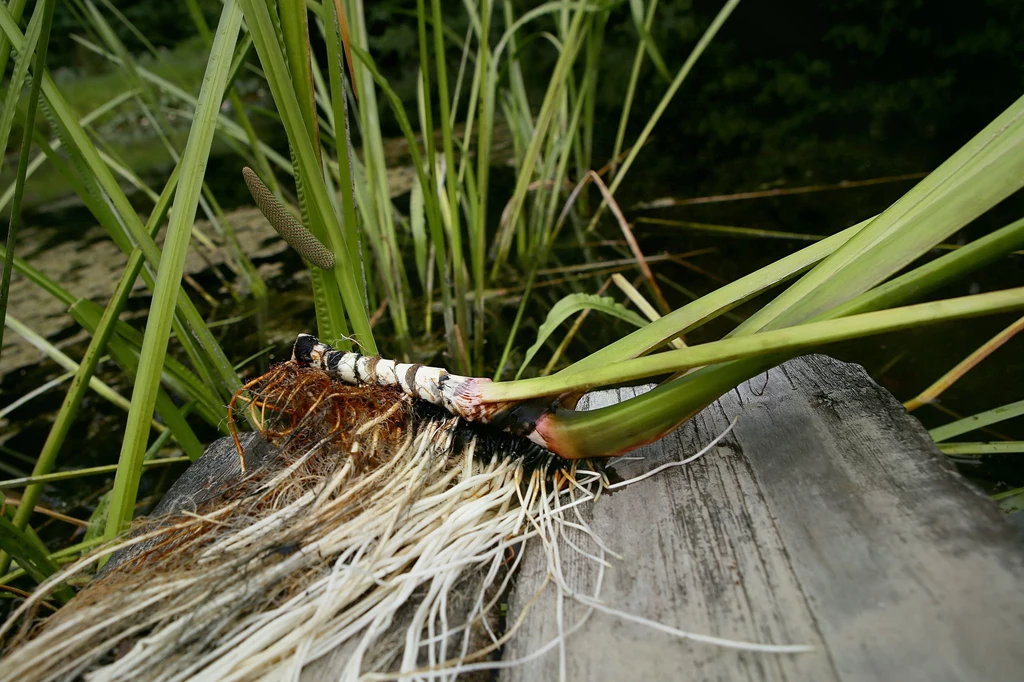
left=101, top=432, right=275, bottom=572
left=500, top=354, right=1024, bottom=681
left=115, top=354, right=1024, bottom=679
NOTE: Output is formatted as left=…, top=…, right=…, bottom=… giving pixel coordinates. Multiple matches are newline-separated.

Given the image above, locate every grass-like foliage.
left=0, top=0, right=1022, bottom=641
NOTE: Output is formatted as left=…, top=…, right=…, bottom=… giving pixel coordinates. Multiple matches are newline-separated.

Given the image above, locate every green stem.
left=0, top=0, right=56, bottom=576
left=0, top=457, right=189, bottom=489
left=538, top=355, right=775, bottom=459
left=483, top=287, right=1024, bottom=404
left=240, top=0, right=374, bottom=352
left=938, top=442, right=1024, bottom=457
left=472, top=0, right=492, bottom=375
left=560, top=221, right=867, bottom=375
left=430, top=0, right=469, bottom=371
left=930, top=399, right=1024, bottom=444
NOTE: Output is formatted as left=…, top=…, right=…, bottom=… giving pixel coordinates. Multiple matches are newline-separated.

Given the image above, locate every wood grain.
left=499, top=355, right=1024, bottom=681
left=137, top=354, right=1024, bottom=680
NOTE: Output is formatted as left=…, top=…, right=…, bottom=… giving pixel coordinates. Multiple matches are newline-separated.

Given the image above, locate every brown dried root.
left=1, top=364, right=571, bottom=680
left=1, top=368, right=786, bottom=682
left=228, top=362, right=413, bottom=473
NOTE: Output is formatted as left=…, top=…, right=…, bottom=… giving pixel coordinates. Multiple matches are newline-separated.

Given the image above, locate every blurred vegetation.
left=44, top=0, right=223, bottom=69
left=6, top=0, right=1024, bottom=207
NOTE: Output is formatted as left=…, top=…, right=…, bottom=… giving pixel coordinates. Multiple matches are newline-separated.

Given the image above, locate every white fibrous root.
left=1, top=368, right=805, bottom=681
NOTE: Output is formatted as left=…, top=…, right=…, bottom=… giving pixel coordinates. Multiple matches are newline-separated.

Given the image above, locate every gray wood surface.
left=499, top=354, right=1024, bottom=681
left=101, top=432, right=275, bottom=572
left=146, top=352, right=1024, bottom=675
left=142, top=354, right=1024, bottom=680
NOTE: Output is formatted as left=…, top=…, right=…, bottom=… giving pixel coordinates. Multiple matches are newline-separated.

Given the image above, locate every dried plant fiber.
left=0, top=365, right=804, bottom=680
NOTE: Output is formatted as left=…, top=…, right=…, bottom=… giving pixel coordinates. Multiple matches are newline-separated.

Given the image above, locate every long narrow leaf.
left=104, top=0, right=243, bottom=540
left=597, top=0, right=740, bottom=215
left=824, top=215, right=1024, bottom=321
left=322, top=0, right=364, bottom=298
left=0, top=90, right=137, bottom=214
left=938, top=442, right=1024, bottom=457
left=0, top=5, right=240, bottom=399
left=0, top=457, right=189, bottom=489
left=0, top=517, right=73, bottom=602
left=482, top=287, right=1024, bottom=403
left=0, top=0, right=28, bottom=84
left=905, top=314, right=1024, bottom=412
left=738, top=93, right=1024, bottom=332
left=560, top=221, right=867, bottom=375
left=524, top=289, right=1024, bottom=459
left=930, top=399, right=1024, bottom=444
left=0, top=0, right=43, bottom=178
left=4, top=315, right=139, bottom=417
left=517, top=293, right=647, bottom=379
